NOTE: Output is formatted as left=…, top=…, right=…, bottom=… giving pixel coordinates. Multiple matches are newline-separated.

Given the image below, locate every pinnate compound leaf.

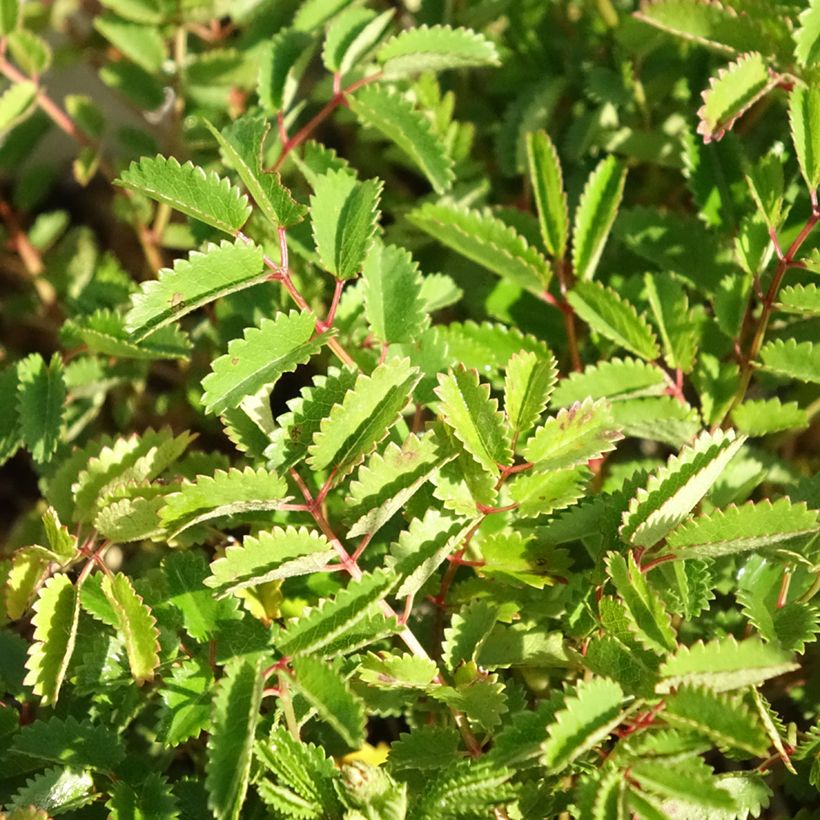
left=523, top=398, right=622, bottom=473
left=408, top=203, right=552, bottom=294
left=275, top=569, right=396, bottom=657
left=308, top=357, right=419, bottom=479
left=289, top=656, right=366, bottom=748
left=322, top=7, right=394, bottom=74
left=349, top=85, right=454, bottom=194
left=552, top=357, right=668, bottom=406
left=435, top=365, right=512, bottom=476
left=732, top=397, right=808, bottom=436
left=697, top=52, right=774, bottom=143
left=567, top=280, right=660, bottom=360
left=542, top=678, right=625, bottom=772
left=116, top=156, right=251, bottom=234
left=504, top=350, right=557, bottom=439
left=203, top=115, right=306, bottom=228
left=658, top=635, right=797, bottom=693
left=310, top=169, right=382, bottom=280
left=160, top=467, right=289, bottom=539
left=794, top=0, right=820, bottom=66
left=759, top=338, right=820, bottom=383
left=664, top=685, right=769, bottom=756
left=101, top=572, right=160, bottom=684
left=201, top=310, right=325, bottom=415
left=661, top=498, right=820, bottom=558
left=362, top=242, right=428, bottom=344
left=526, top=130, right=568, bottom=258
left=23, top=574, right=79, bottom=706
left=17, top=353, right=65, bottom=464
left=777, top=283, right=820, bottom=317
left=789, top=84, right=820, bottom=191
left=206, top=658, right=264, bottom=820
left=124, top=239, right=265, bottom=339
left=376, top=24, right=499, bottom=77
left=572, top=156, right=626, bottom=281
left=606, top=552, right=676, bottom=654
left=206, top=527, right=336, bottom=596
left=621, top=429, right=746, bottom=548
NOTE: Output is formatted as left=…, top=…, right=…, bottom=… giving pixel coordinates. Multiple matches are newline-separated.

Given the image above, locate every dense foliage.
left=1, top=0, right=819, bottom=817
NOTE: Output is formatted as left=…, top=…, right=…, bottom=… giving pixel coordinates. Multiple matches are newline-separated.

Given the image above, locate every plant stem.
left=278, top=672, right=301, bottom=741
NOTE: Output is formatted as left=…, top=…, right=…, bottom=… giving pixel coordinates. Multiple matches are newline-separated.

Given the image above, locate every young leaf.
left=788, top=84, right=820, bottom=192
left=621, top=429, right=746, bottom=548
left=23, top=574, right=79, bottom=706
left=203, top=116, right=306, bottom=229
left=731, top=397, right=808, bottom=436
left=201, top=310, right=325, bottom=415
left=408, top=203, right=552, bottom=294
left=258, top=28, right=314, bottom=113
left=542, top=678, right=625, bottom=772
left=435, top=365, right=512, bottom=476
left=523, top=398, right=622, bottom=473
left=101, top=572, right=160, bottom=685
left=116, top=156, right=251, bottom=234
left=572, top=156, right=626, bottom=281
left=567, top=280, right=660, bottom=360
left=16, top=353, right=65, bottom=464
left=504, top=350, right=557, bottom=439
left=349, top=85, right=455, bottom=194
left=376, top=24, right=500, bottom=77
left=658, top=635, right=797, bottom=693
left=205, top=527, right=336, bottom=596
left=310, top=169, right=382, bottom=280
left=794, top=0, right=820, bottom=66
left=526, top=130, right=569, bottom=259
left=308, top=357, right=419, bottom=480
left=289, top=656, right=366, bottom=748
left=322, top=7, right=394, bottom=75
left=206, top=658, right=264, bottom=820
left=697, top=52, right=774, bottom=143
left=124, top=239, right=266, bottom=339
left=660, top=498, right=820, bottom=559
left=759, top=338, right=820, bottom=383
left=6, top=547, right=53, bottom=620
left=362, top=242, right=428, bottom=344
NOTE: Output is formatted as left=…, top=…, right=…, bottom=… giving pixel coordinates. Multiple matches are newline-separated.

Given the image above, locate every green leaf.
left=41, top=507, right=77, bottom=562
left=107, top=773, right=178, bottom=820
left=125, top=239, right=266, bottom=340
left=759, top=338, right=820, bottom=383
left=323, top=7, right=393, bottom=75
left=359, top=652, right=438, bottom=689
left=0, top=0, right=19, bottom=34
left=206, top=658, right=264, bottom=820
left=206, top=527, right=336, bottom=596
left=16, top=353, right=65, bottom=464
left=408, top=203, right=552, bottom=294
left=442, top=599, right=497, bottom=670
left=508, top=465, right=590, bottom=518
left=308, top=357, right=419, bottom=480
left=504, top=350, right=557, bottom=439
left=731, top=397, right=808, bottom=436
left=101, top=572, right=160, bottom=685
left=362, top=242, right=428, bottom=344
left=289, top=655, right=366, bottom=748
left=5, top=547, right=50, bottom=620
left=526, top=130, right=569, bottom=259
left=789, top=84, right=820, bottom=192
left=23, top=574, right=79, bottom=706
left=95, top=494, right=164, bottom=544
left=643, top=273, right=698, bottom=372
left=552, top=357, right=668, bottom=406
left=7, top=767, right=95, bottom=816
left=12, top=715, right=124, bottom=772
left=7, top=30, right=52, bottom=77
left=660, top=498, right=820, bottom=559
left=523, top=398, right=622, bottom=473
left=376, top=24, right=500, bottom=77
left=0, top=364, right=21, bottom=466
left=542, top=678, right=625, bottom=772
left=621, top=429, right=747, bottom=548
left=94, top=14, right=165, bottom=72
left=310, top=169, right=382, bottom=280
left=160, top=467, right=289, bottom=539
left=606, top=552, right=676, bottom=654
left=435, top=365, right=512, bottom=476
left=567, top=280, right=660, bottom=360
left=203, top=115, right=307, bottom=229
left=794, top=0, right=820, bottom=66
left=349, top=85, right=454, bottom=194
left=745, top=153, right=785, bottom=232
left=777, top=283, right=820, bottom=317
left=0, top=80, right=37, bottom=134
left=275, top=569, right=396, bottom=656
left=116, top=156, right=251, bottom=234
left=414, top=759, right=515, bottom=818
left=629, top=758, right=734, bottom=811
left=157, top=658, right=213, bottom=747
left=697, top=52, right=774, bottom=143
left=658, top=635, right=797, bottom=693
left=572, top=156, right=626, bottom=281
left=201, top=310, right=325, bottom=415
left=258, top=27, right=315, bottom=113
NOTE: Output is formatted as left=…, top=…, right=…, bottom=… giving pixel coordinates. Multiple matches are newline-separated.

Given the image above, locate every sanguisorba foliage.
left=1, top=0, right=820, bottom=816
